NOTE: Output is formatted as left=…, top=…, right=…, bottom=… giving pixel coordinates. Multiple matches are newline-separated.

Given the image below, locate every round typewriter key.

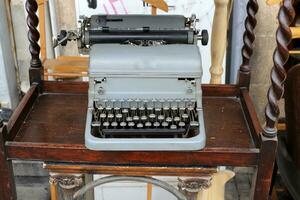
left=120, top=122, right=127, bottom=128
left=163, top=106, right=170, bottom=111
left=128, top=122, right=135, bottom=128
left=166, top=117, right=172, bottom=123
left=126, top=116, right=133, bottom=122
left=116, top=113, right=122, bottom=119
left=170, top=124, right=177, bottom=130
left=114, top=107, right=120, bottom=112
left=111, top=122, right=118, bottom=128
left=178, top=122, right=186, bottom=128
left=103, top=122, right=110, bottom=128
left=92, top=121, right=101, bottom=127
left=182, top=113, right=189, bottom=121
left=147, top=107, right=153, bottom=113
left=145, top=122, right=152, bottom=127
left=188, top=105, right=194, bottom=111
left=158, top=115, right=165, bottom=121
left=133, top=116, right=139, bottom=122
left=141, top=115, right=147, bottom=121
left=149, top=114, right=156, bottom=120
left=139, top=107, right=145, bottom=116
left=122, top=109, right=129, bottom=114
left=97, top=106, right=104, bottom=112
left=190, top=121, right=199, bottom=127
left=107, top=113, right=114, bottom=119
left=179, top=107, right=186, bottom=112
left=100, top=113, right=106, bottom=119
left=171, top=106, right=177, bottom=111
left=106, top=106, right=112, bottom=112
left=139, top=106, right=145, bottom=111
left=162, top=122, right=169, bottom=128
left=155, top=107, right=161, bottom=112
left=153, top=122, right=160, bottom=128
left=137, top=123, right=143, bottom=128
left=131, top=107, right=137, bottom=111
left=174, top=116, right=180, bottom=122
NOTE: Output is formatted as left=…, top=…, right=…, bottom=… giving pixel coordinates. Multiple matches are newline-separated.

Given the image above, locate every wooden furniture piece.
left=269, top=1, right=299, bottom=198
left=143, top=0, right=168, bottom=15
left=274, top=63, right=300, bottom=200
left=0, top=0, right=292, bottom=199
left=43, top=56, right=88, bottom=78
left=209, top=0, right=233, bottom=84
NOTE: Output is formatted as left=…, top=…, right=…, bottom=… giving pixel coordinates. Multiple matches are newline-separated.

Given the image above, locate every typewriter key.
left=92, top=121, right=101, bottom=127
left=145, top=122, right=152, bottom=128
left=103, top=122, right=110, bottom=128
left=190, top=121, right=199, bottom=127
left=139, top=106, right=145, bottom=111
left=116, top=113, right=122, bottom=121
left=182, top=113, right=189, bottom=121
left=158, top=115, right=165, bottom=122
left=106, top=106, right=112, bottom=112
left=153, top=122, right=160, bottom=128
left=147, top=107, right=153, bottom=115
left=128, top=122, right=135, bottom=128
left=122, top=108, right=129, bottom=114
left=111, top=122, right=118, bottom=128
left=155, top=108, right=161, bottom=114
left=130, top=107, right=137, bottom=113
left=114, top=107, right=120, bottom=113
left=162, top=122, right=169, bottom=128
left=126, top=116, right=133, bottom=122
left=133, top=116, right=139, bottom=122
left=188, top=104, right=194, bottom=111
left=171, top=106, right=177, bottom=112
left=120, top=122, right=127, bottom=128
left=174, top=116, right=180, bottom=122
left=166, top=117, right=172, bottom=123
left=141, top=115, right=147, bottom=121
left=170, top=124, right=177, bottom=130
left=100, top=113, right=107, bottom=119
left=149, top=114, right=156, bottom=122
left=178, top=122, right=186, bottom=128
left=107, top=113, right=114, bottom=119
left=137, top=123, right=143, bottom=128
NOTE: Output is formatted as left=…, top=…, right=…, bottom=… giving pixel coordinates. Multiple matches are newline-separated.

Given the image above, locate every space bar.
left=102, top=128, right=186, bottom=137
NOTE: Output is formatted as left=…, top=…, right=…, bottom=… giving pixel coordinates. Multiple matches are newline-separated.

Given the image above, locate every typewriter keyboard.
left=91, top=99, right=200, bottom=138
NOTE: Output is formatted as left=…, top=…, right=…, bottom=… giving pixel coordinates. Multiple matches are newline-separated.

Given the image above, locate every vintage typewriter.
left=55, top=14, right=208, bottom=151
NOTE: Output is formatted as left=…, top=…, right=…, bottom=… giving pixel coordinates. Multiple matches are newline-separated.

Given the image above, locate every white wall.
left=0, top=0, right=19, bottom=109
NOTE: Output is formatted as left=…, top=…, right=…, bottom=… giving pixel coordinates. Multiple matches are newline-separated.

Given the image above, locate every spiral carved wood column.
left=238, top=0, right=259, bottom=88
left=253, top=1, right=296, bottom=199
left=263, top=0, right=296, bottom=138
left=26, top=0, right=43, bottom=84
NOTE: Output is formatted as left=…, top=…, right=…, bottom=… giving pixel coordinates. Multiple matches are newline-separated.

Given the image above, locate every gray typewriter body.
left=56, top=14, right=207, bottom=151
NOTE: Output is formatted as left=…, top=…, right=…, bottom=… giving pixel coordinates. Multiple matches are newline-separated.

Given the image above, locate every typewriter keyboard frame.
left=91, top=100, right=200, bottom=139
left=85, top=99, right=206, bottom=151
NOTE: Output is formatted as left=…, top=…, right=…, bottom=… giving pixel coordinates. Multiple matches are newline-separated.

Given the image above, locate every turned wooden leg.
left=251, top=137, right=277, bottom=200
left=178, top=177, right=212, bottom=200
left=49, top=173, right=84, bottom=200
left=210, top=0, right=233, bottom=84
left=49, top=176, right=59, bottom=200
left=0, top=123, right=17, bottom=200
left=198, top=170, right=235, bottom=200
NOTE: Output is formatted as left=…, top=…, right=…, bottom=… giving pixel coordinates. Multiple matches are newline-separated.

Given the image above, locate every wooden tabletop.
left=5, top=82, right=260, bottom=167
left=14, top=94, right=253, bottom=149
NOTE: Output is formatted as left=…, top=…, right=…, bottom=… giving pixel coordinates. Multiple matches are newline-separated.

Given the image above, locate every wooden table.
left=0, top=0, right=296, bottom=199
